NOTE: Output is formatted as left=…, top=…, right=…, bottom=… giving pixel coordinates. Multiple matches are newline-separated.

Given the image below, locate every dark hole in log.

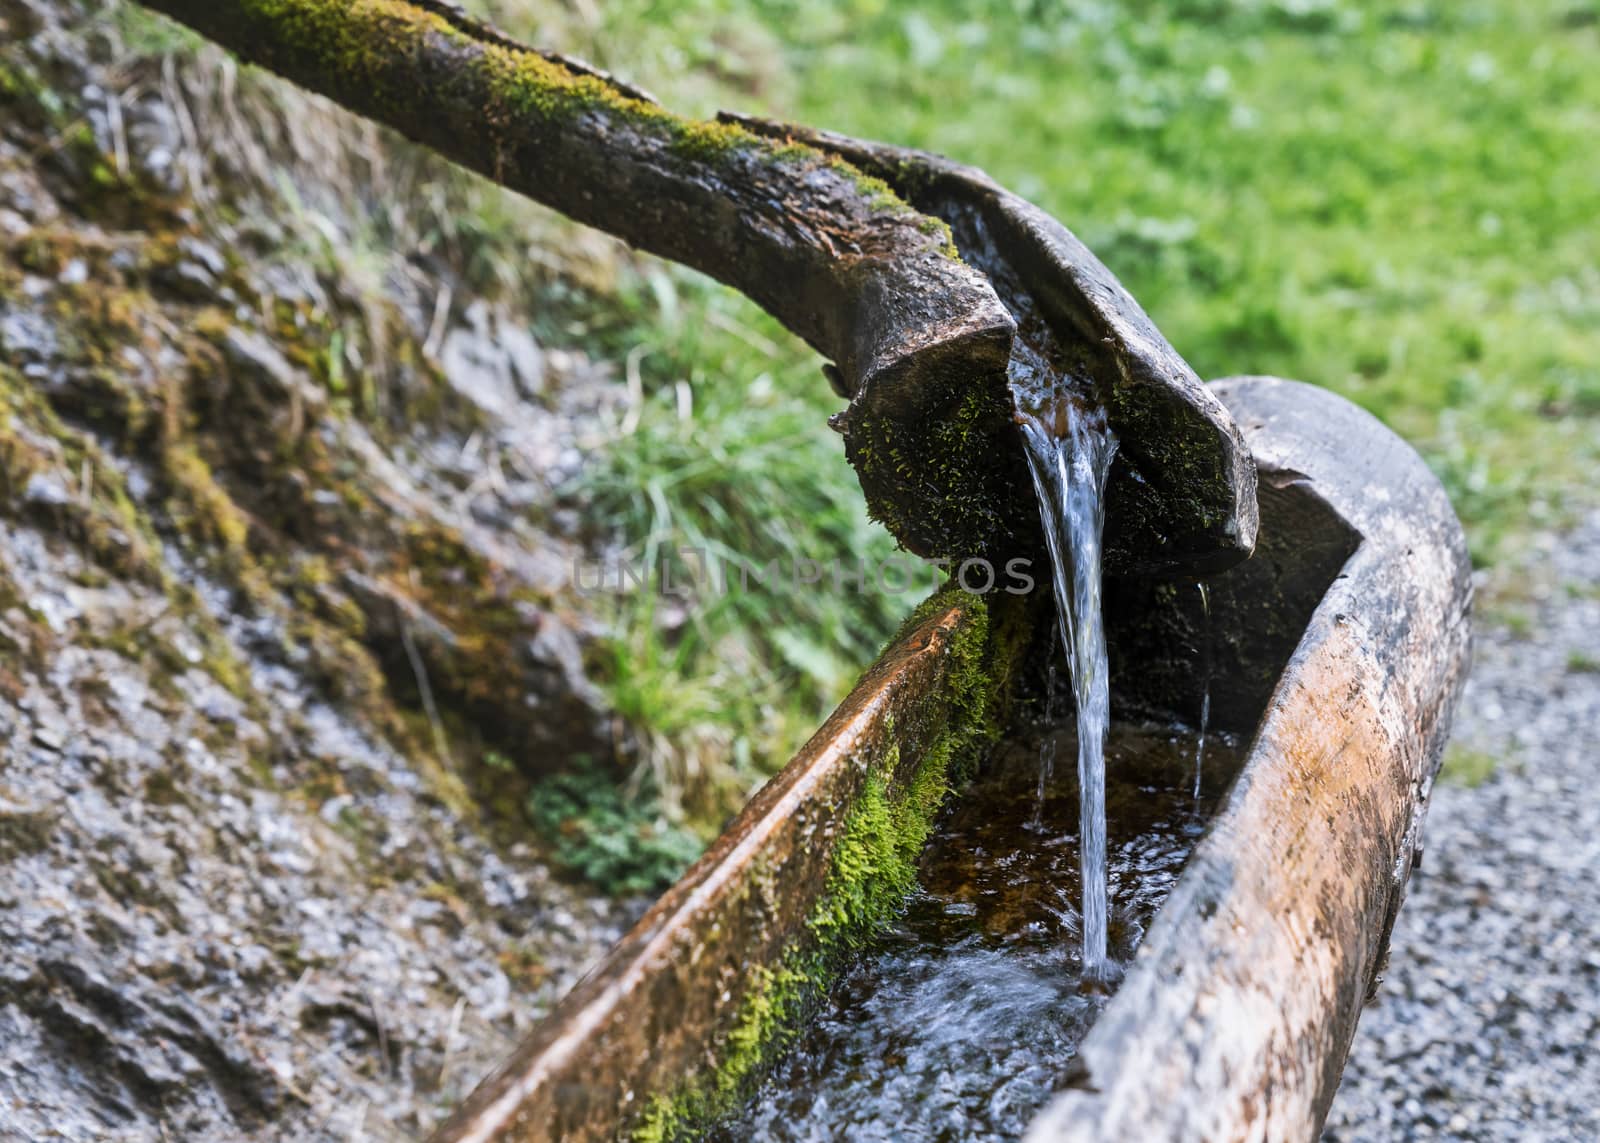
left=1101, top=472, right=1361, bottom=733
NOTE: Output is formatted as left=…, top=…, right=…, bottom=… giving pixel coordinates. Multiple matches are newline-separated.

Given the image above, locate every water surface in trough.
left=711, top=720, right=1242, bottom=1142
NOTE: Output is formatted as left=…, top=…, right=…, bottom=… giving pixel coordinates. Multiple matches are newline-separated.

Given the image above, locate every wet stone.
left=0, top=7, right=637, bottom=1137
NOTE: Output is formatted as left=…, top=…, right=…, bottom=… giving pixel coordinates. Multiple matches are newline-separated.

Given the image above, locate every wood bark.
left=133, top=0, right=1256, bottom=572
left=133, top=0, right=1012, bottom=411
left=726, top=114, right=1261, bottom=575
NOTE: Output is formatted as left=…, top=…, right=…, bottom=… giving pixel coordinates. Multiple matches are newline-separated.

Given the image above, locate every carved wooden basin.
left=434, top=376, right=1471, bottom=1143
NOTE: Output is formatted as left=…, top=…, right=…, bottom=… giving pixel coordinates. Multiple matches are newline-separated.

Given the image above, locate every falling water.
left=1194, top=581, right=1212, bottom=800
left=1016, top=380, right=1118, bottom=983
left=711, top=724, right=1245, bottom=1142
left=1033, top=652, right=1058, bottom=827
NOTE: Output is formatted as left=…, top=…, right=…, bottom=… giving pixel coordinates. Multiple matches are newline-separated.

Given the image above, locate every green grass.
left=523, top=768, right=705, bottom=895
left=545, top=270, right=907, bottom=820
left=498, top=0, right=1600, bottom=834
left=114, top=0, right=1599, bottom=867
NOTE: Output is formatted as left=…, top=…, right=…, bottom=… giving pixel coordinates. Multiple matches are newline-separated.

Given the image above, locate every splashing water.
left=710, top=723, right=1244, bottom=1143
left=1194, top=580, right=1212, bottom=800
left=1015, top=379, right=1118, bottom=983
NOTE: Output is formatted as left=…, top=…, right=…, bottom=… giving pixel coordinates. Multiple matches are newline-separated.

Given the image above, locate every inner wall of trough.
left=1026, top=478, right=1363, bottom=734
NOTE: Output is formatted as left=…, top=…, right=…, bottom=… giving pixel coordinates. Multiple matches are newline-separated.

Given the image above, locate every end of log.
left=727, top=114, right=1260, bottom=575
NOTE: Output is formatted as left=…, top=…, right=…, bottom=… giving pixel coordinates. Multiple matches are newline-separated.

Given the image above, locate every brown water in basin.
left=709, top=719, right=1243, bottom=1142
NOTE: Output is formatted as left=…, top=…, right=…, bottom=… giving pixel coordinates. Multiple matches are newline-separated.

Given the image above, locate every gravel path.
left=1323, top=509, right=1600, bottom=1142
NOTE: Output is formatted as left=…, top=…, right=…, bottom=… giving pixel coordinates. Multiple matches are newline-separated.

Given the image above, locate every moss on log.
left=133, top=0, right=1256, bottom=572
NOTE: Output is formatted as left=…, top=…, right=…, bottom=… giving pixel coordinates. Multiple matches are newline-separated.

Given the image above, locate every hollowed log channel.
left=135, top=0, right=1256, bottom=576
left=434, top=375, right=1471, bottom=1143
left=725, top=115, right=1260, bottom=576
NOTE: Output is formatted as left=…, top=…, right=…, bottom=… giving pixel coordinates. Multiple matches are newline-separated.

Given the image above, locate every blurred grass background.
left=573, top=0, right=1599, bottom=563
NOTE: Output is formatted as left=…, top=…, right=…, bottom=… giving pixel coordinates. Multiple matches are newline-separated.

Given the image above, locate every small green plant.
left=567, top=269, right=907, bottom=820
left=525, top=770, right=705, bottom=896
left=1567, top=650, right=1600, bottom=675
left=482, top=749, right=516, bottom=772
left=1440, top=745, right=1499, bottom=788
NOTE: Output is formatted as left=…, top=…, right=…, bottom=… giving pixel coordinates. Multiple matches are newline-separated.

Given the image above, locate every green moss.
left=806, top=741, right=945, bottom=949
left=221, top=0, right=945, bottom=252
left=0, top=57, right=51, bottom=115
left=625, top=592, right=1024, bottom=1140
left=632, top=960, right=810, bottom=1143
left=0, top=363, right=165, bottom=583
left=162, top=444, right=252, bottom=554
left=477, top=36, right=673, bottom=129
left=917, top=212, right=963, bottom=260
left=666, top=117, right=762, bottom=161
left=627, top=739, right=957, bottom=1141
left=824, top=155, right=908, bottom=216
left=847, top=376, right=1017, bottom=561
left=233, top=0, right=451, bottom=110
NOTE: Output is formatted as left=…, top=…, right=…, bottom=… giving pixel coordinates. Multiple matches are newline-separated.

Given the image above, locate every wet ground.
left=715, top=721, right=1243, bottom=1142
left=1, top=4, right=636, bottom=1138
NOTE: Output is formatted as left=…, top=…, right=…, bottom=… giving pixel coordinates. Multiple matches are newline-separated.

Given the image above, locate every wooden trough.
left=434, top=374, right=1471, bottom=1143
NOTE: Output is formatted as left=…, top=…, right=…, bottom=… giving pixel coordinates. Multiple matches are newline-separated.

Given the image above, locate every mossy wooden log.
left=430, top=589, right=1036, bottom=1142
left=133, top=0, right=1008, bottom=411
left=133, top=0, right=1255, bottom=573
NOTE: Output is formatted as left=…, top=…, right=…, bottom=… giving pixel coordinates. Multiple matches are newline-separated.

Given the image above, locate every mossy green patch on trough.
left=626, top=590, right=1028, bottom=1140
left=630, top=746, right=945, bottom=1143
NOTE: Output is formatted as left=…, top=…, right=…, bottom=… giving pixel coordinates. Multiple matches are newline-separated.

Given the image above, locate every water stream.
left=1194, top=581, right=1212, bottom=800
left=1014, top=373, right=1118, bottom=982
left=1033, top=652, right=1057, bottom=827
left=709, top=344, right=1239, bottom=1140
left=712, top=722, right=1242, bottom=1141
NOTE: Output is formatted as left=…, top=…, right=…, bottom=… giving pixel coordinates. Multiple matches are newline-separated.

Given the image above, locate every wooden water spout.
left=136, top=0, right=1256, bottom=575
left=433, top=376, right=1469, bottom=1142
left=725, top=115, right=1260, bottom=576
